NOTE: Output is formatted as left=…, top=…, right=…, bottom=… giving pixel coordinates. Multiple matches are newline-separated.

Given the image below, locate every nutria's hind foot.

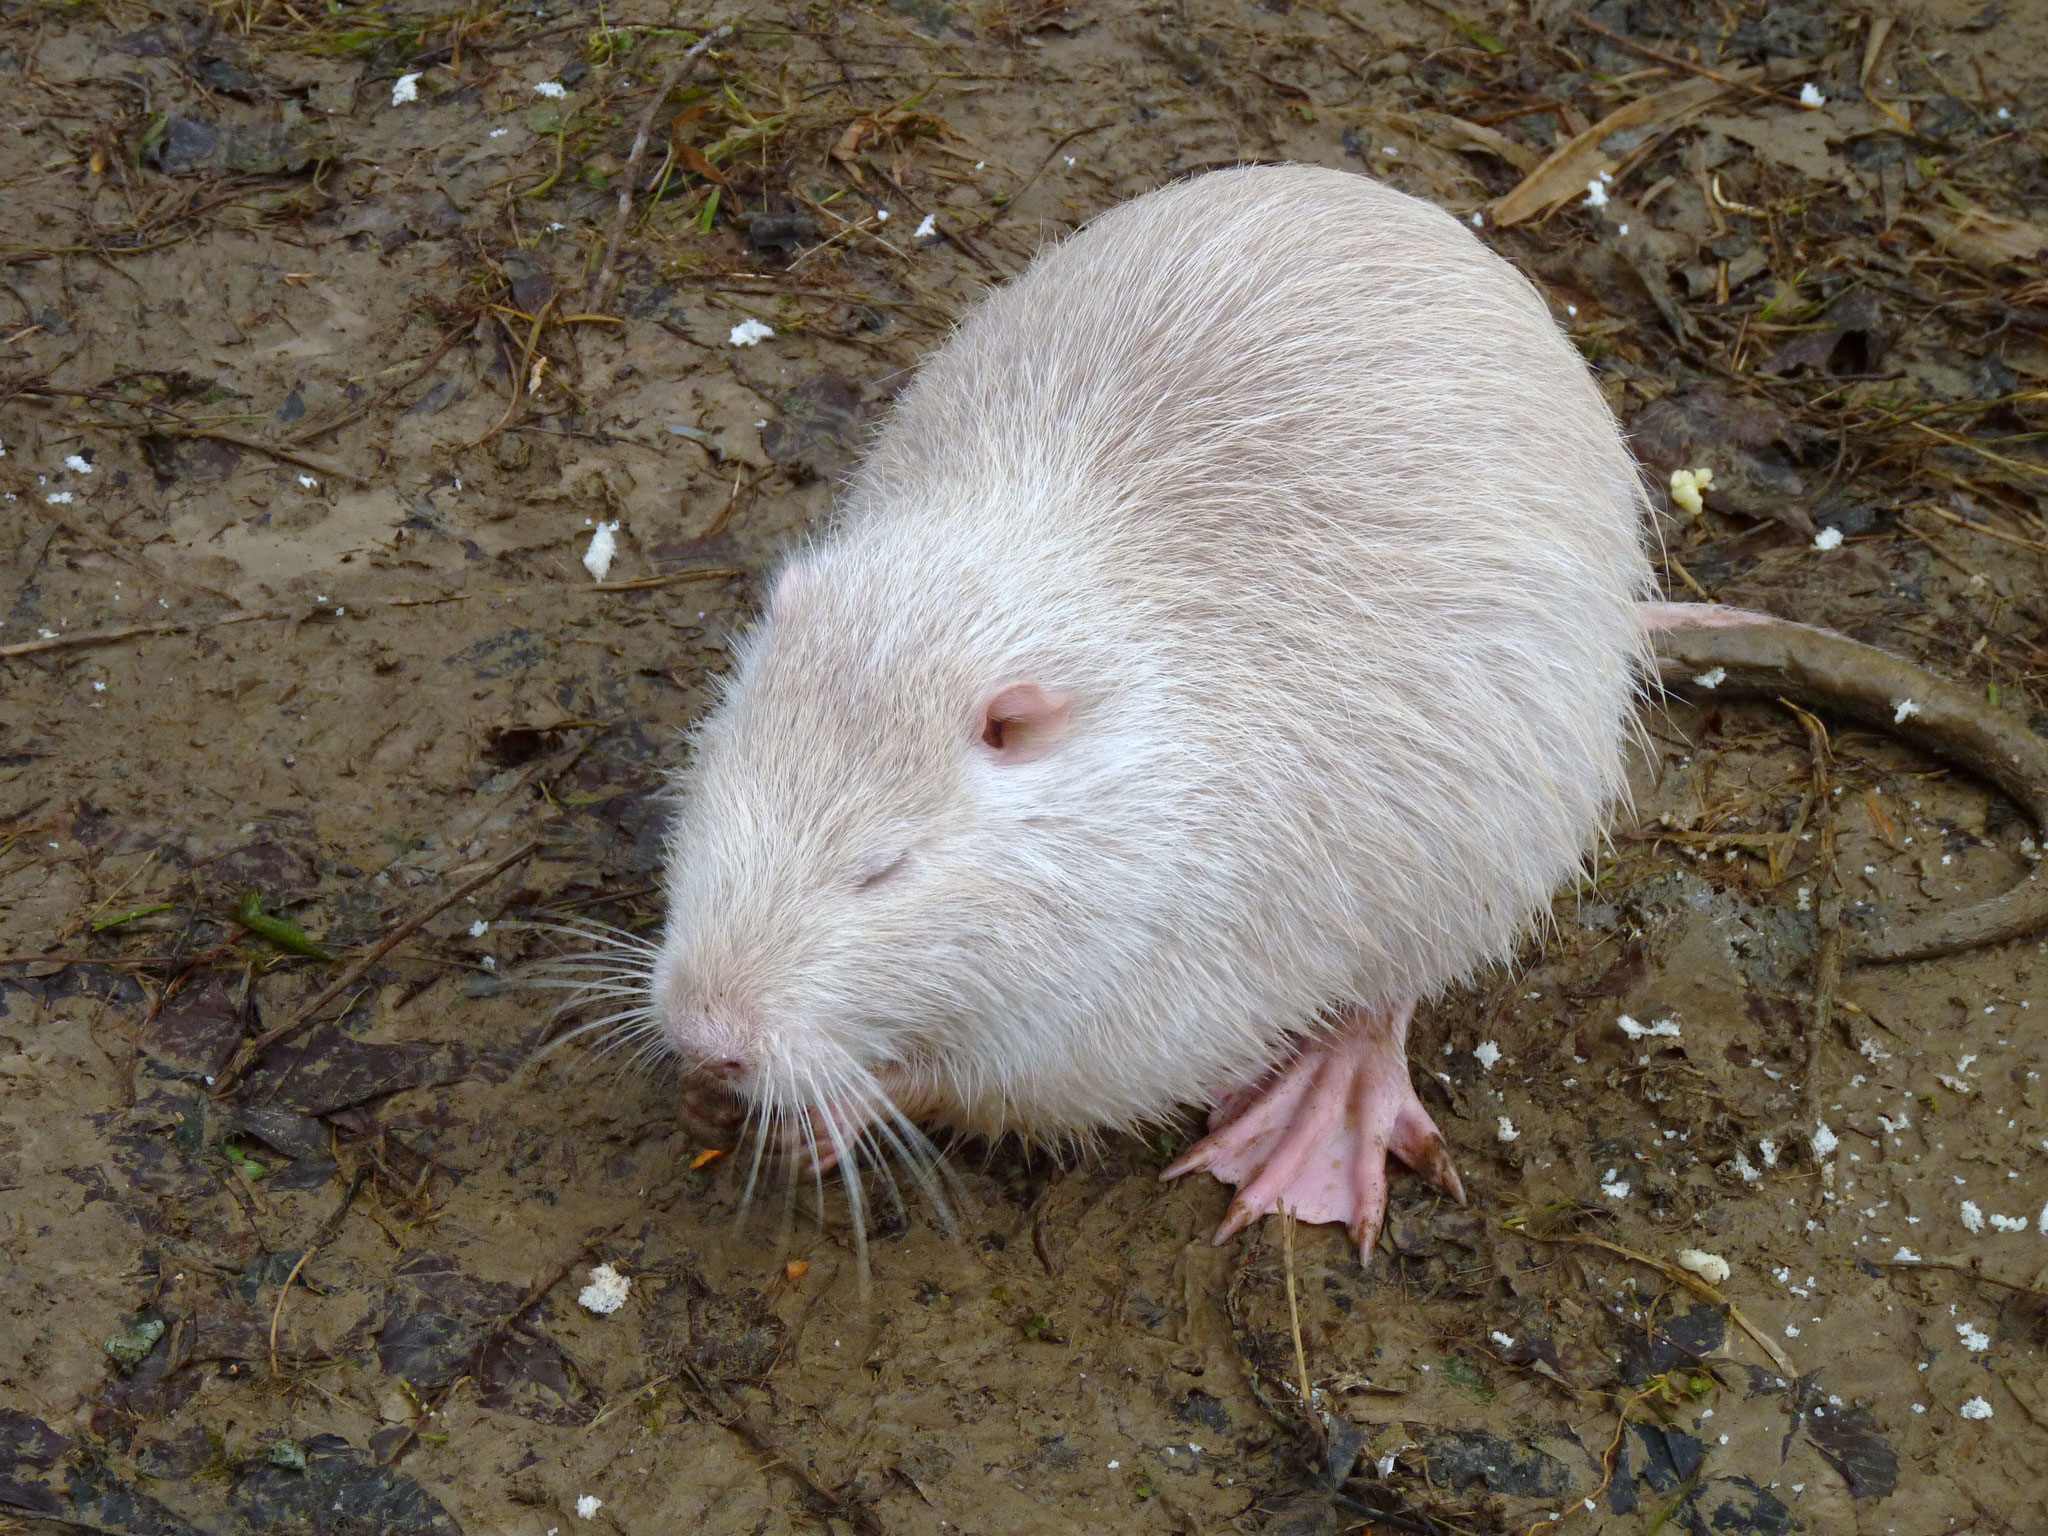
left=1163, top=998, right=1465, bottom=1262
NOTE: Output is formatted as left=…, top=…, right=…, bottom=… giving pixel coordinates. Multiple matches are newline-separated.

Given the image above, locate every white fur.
left=652, top=165, right=1654, bottom=1144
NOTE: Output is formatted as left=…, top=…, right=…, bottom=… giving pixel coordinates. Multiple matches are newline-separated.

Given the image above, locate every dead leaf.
left=676, top=143, right=729, bottom=189
left=831, top=117, right=872, bottom=182
left=670, top=107, right=731, bottom=191
left=1864, top=789, right=1900, bottom=848
left=1492, top=72, right=1761, bottom=225
left=1626, top=386, right=1815, bottom=536
left=829, top=108, right=954, bottom=186
left=1759, top=289, right=1887, bottom=377
left=241, top=1023, right=477, bottom=1115
left=1801, top=1392, right=1899, bottom=1499
left=1395, top=110, right=1540, bottom=173
left=1901, top=191, right=2048, bottom=272
left=1861, top=16, right=1915, bottom=132
left=1695, top=108, right=1845, bottom=184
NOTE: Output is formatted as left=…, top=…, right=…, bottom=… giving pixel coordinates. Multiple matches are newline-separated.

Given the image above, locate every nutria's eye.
left=854, top=852, right=909, bottom=892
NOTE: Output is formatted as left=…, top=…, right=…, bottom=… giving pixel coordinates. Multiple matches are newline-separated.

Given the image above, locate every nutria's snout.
left=654, top=964, right=756, bottom=1143
left=651, top=944, right=756, bottom=1063
left=658, top=1001, right=759, bottom=1086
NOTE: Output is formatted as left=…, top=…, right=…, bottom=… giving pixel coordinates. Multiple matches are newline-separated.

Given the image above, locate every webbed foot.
left=1163, top=999, right=1464, bottom=1259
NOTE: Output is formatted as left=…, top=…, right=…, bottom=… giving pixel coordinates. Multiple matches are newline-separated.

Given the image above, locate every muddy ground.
left=3, top=0, right=2048, bottom=1531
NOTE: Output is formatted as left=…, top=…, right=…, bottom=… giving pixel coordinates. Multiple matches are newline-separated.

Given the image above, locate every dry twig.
left=210, top=839, right=542, bottom=1098
left=1873, top=1256, right=2048, bottom=1300
left=1781, top=701, right=1841, bottom=1113
left=1570, top=12, right=1816, bottom=110
left=585, top=24, right=735, bottom=315
left=269, top=1165, right=371, bottom=1377
left=1509, top=1225, right=1797, bottom=1376
left=0, top=569, right=740, bottom=662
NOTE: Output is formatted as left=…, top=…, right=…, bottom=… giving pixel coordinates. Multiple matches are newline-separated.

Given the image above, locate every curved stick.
left=1641, top=602, right=2048, bottom=964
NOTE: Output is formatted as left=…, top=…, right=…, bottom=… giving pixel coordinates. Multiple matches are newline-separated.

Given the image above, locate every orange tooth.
left=690, top=1148, right=727, bottom=1171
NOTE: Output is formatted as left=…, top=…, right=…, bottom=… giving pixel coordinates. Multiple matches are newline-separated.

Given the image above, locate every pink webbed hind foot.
left=1162, top=999, right=1465, bottom=1260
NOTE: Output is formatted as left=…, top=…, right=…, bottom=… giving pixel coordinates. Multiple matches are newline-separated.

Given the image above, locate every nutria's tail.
left=1638, top=601, right=2048, bottom=963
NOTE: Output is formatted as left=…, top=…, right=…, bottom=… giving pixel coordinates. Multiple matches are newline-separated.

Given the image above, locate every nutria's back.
left=654, top=165, right=1653, bottom=1139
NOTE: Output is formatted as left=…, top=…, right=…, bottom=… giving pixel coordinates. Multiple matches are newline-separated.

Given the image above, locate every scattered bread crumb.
left=1669, top=466, right=1714, bottom=514
left=578, top=1265, right=630, bottom=1316
left=582, top=522, right=620, bottom=581
left=1675, top=1249, right=1731, bottom=1285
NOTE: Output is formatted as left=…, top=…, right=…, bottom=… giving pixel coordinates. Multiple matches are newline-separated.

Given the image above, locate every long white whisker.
left=810, top=1083, right=872, bottom=1305
left=739, top=1090, right=775, bottom=1219
left=557, top=1003, right=658, bottom=1034
left=624, top=1034, right=674, bottom=1074
left=530, top=1008, right=659, bottom=1062
left=802, top=1088, right=833, bottom=1251
left=855, top=1119, right=907, bottom=1234
left=777, top=1131, right=801, bottom=1254
left=870, top=1102, right=961, bottom=1234
left=521, top=918, right=664, bottom=954
left=521, top=978, right=654, bottom=999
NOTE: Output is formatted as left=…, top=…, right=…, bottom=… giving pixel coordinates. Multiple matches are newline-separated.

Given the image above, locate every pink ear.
left=979, top=683, right=1072, bottom=764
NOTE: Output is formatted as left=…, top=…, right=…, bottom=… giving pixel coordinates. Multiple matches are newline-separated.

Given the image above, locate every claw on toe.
left=1399, top=1121, right=1466, bottom=1208
left=1163, top=1000, right=1464, bottom=1260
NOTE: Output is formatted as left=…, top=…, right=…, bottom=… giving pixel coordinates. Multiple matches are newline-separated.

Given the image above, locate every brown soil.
left=4, top=1, right=2047, bottom=1533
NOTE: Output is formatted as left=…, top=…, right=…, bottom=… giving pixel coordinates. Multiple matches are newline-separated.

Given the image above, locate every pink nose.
left=701, top=1057, right=745, bottom=1081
